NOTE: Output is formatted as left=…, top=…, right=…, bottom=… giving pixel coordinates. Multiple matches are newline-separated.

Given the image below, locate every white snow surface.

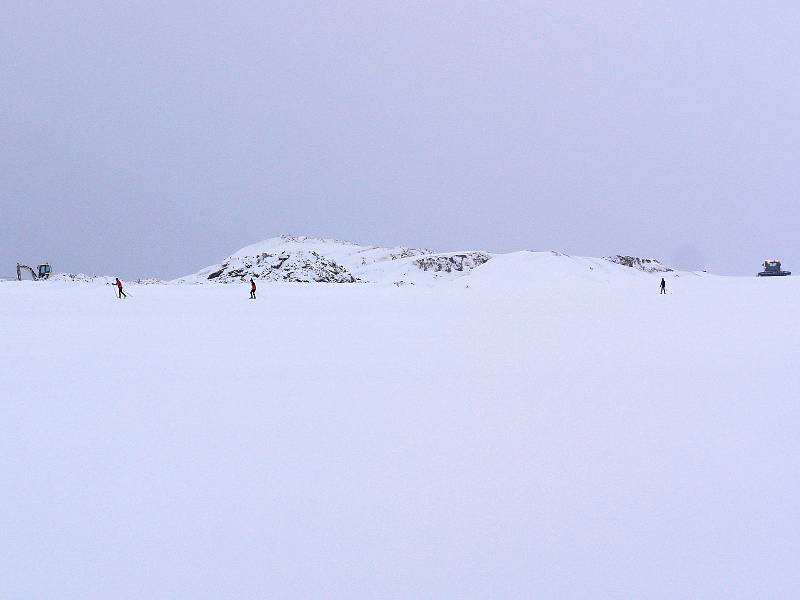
left=2, top=255, right=799, bottom=598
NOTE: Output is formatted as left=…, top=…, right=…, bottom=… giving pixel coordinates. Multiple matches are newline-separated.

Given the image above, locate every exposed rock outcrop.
left=604, top=255, right=672, bottom=273
left=414, top=252, right=491, bottom=274
left=207, top=250, right=358, bottom=283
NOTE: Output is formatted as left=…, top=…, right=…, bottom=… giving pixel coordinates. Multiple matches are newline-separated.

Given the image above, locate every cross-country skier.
left=660, top=278, right=666, bottom=294
left=115, top=277, right=127, bottom=299
left=249, top=278, right=257, bottom=300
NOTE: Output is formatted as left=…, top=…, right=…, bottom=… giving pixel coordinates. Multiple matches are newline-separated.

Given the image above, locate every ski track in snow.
left=2, top=250, right=799, bottom=599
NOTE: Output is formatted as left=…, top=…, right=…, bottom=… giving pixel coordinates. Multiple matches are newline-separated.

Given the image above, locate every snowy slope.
left=465, top=250, right=696, bottom=292
left=175, top=234, right=669, bottom=285
left=2, top=265, right=798, bottom=599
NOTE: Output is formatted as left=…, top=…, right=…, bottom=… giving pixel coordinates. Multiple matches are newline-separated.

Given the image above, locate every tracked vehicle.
left=757, top=260, right=791, bottom=277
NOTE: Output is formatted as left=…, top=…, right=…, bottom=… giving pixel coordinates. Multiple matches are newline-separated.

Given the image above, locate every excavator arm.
left=16, top=263, right=39, bottom=281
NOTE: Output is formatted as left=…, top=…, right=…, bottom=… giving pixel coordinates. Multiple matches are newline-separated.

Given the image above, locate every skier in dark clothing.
left=115, top=277, right=127, bottom=299
left=249, top=278, right=257, bottom=300
left=660, top=278, right=666, bottom=294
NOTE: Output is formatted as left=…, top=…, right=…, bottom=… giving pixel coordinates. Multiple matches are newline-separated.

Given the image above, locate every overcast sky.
left=3, top=1, right=799, bottom=279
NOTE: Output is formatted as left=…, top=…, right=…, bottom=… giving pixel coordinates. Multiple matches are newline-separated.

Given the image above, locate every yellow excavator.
left=16, top=262, right=52, bottom=281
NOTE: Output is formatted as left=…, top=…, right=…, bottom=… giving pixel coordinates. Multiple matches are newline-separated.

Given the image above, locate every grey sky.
left=3, top=1, right=799, bottom=279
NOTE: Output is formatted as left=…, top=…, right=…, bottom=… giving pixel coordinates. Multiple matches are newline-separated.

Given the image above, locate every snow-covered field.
left=2, top=252, right=799, bottom=598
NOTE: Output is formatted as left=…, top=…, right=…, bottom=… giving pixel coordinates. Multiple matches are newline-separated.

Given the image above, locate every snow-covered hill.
left=175, top=235, right=431, bottom=284
left=175, top=234, right=672, bottom=285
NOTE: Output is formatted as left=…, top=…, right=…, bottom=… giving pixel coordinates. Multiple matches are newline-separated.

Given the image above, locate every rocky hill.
left=175, top=235, right=678, bottom=285
left=176, top=235, right=498, bottom=285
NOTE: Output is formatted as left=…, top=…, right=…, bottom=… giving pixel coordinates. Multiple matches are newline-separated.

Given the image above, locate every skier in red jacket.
left=115, top=277, right=127, bottom=299
left=249, top=278, right=257, bottom=300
